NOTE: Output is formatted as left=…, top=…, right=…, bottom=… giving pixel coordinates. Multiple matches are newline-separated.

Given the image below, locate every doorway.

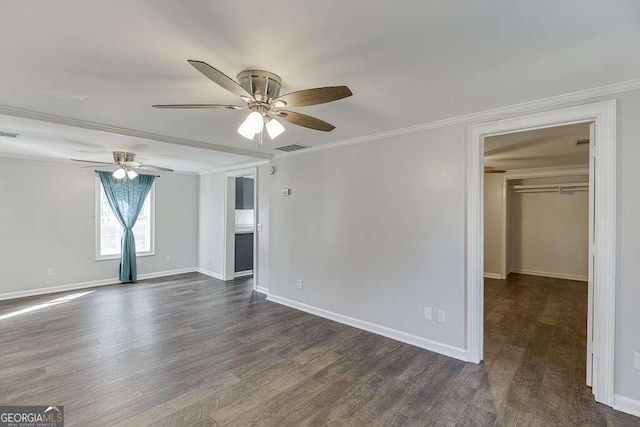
left=466, top=100, right=617, bottom=406
left=223, top=168, right=259, bottom=287
left=482, top=122, right=595, bottom=411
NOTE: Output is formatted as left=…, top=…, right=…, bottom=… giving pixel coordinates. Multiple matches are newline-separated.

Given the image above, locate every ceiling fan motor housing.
left=113, top=151, right=136, bottom=164
left=237, top=70, right=282, bottom=102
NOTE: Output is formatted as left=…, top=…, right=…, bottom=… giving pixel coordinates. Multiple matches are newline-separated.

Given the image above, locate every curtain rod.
left=94, top=170, right=161, bottom=177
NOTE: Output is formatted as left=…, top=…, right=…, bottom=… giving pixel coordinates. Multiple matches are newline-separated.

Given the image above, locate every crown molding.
left=199, top=160, right=270, bottom=175
left=0, top=105, right=273, bottom=160
left=273, top=77, right=640, bottom=160
left=0, top=153, right=201, bottom=175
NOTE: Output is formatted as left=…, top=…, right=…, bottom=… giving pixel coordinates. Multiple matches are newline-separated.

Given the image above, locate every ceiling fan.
left=71, top=151, right=174, bottom=179
left=484, top=166, right=506, bottom=174
left=153, top=60, right=353, bottom=145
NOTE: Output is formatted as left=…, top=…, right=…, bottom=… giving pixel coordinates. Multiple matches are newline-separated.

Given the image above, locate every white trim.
left=234, top=270, right=253, bottom=278
left=0, top=268, right=197, bottom=301
left=225, top=167, right=259, bottom=178
left=274, top=78, right=640, bottom=160
left=613, top=395, right=640, bottom=418
left=202, top=161, right=269, bottom=175
left=483, top=272, right=502, bottom=280
left=256, top=286, right=269, bottom=295
left=267, top=294, right=468, bottom=362
left=222, top=176, right=235, bottom=281
left=0, top=154, right=198, bottom=175
left=509, top=269, right=588, bottom=282
left=466, top=99, right=617, bottom=406
left=196, top=268, right=224, bottom=280
left=252, top=168, right=259, bottom=291
left=0, top=105, right=272, bottom=160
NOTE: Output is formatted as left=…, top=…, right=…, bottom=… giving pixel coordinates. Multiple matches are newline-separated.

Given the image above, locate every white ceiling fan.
left=153, top=60, right=353, bottom=145
left=71, top=151, right=174, bottom=179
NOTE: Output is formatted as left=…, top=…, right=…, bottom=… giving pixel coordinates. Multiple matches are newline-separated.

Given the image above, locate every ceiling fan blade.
left=276, top=110, right=335, bottom=132
left=273, top=86, right=352, bottom=107
left=80, top=165, right=113, bottom=169
left=187, top=60, right=254, bottom=100
left=136, top=165, right=174, bottom=172
left=152, top=104, right=243, bottom=110
left=70, top=159, right=114, bottom=165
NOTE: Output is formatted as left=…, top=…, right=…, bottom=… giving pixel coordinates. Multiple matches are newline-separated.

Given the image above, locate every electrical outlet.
left=165, top=255, right=171, bottom=262
left=424, top=307, right=433, bottom=321
left=634, top=351, right=640, bottom=370
left=46, top=268, right=54, bottom=277
left=298, top=280, right=304, bottom=289
left=437, top=309, right=446, bottom=323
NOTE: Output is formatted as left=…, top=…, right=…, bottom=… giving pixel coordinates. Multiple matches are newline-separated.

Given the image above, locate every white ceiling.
left=485, top=122, right=591, bottom=170
left=0, top=1, right=638, bottom=168
left=0, top=115, right=256, bottom=173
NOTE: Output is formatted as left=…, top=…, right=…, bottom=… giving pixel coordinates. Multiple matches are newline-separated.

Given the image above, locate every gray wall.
left=616, top=91, right=640, bottom=401
left=0, top=158, right=199, bottom=296
left=198, top=172, right=226, bottom=276
left=509, top=180, right=589, bottom=279
left=484, top=174, right=504, bottom=276
left=269, top=91, right=640, bottom=401
left=270, top=125, right=467, bottom=348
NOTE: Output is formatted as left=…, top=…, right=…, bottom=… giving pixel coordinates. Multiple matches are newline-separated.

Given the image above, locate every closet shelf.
left=510, top=182, right=588, bottom=193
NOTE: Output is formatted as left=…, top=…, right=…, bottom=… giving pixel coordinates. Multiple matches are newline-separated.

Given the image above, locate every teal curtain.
left=98, top=172, right=155, bottom=283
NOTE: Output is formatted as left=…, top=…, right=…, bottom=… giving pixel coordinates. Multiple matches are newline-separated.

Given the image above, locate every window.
left=96, top=179, right=155, bottom=260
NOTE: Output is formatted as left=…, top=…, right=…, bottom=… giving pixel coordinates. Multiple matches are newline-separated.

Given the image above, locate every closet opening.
left=482, top=121, right=598, bottom=414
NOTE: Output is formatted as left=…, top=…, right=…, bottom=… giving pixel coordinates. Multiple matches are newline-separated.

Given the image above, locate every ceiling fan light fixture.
left=127, top=169, right=138, bottom=179
left=113, top=168, right=127, bottom=179
left=237, top=111, right=264, bottom=140
left=265, top=116, right=286, bottom=139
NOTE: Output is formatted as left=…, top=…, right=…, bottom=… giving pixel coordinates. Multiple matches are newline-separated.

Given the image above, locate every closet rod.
left=513, top=188, right=588, bottom=194
left=510, top=182, right=588, bottom=190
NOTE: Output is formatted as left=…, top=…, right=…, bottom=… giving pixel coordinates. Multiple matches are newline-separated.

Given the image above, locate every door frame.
left=466, top=100, right=617, bottom=406
left=223, top=167, right=259, bottom=289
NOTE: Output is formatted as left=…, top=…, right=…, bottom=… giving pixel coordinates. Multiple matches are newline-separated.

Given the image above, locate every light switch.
left=281, top=188, right=291, bottom=196
left=437, top=310, right=446, bottom=323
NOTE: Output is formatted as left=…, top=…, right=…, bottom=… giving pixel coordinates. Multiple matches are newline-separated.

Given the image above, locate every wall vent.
left=0, top=131, right=19, bottom=138
left=575, top=138, right=590, bottom=146
left=275, top=144, right=309, bottom=152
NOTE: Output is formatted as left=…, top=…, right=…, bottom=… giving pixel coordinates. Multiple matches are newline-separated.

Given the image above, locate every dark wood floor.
left=0, top=273, right=637, bottom=426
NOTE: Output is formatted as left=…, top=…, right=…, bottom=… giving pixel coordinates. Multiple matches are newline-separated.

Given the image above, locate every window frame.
left=95, top=177, right=156, bottom=261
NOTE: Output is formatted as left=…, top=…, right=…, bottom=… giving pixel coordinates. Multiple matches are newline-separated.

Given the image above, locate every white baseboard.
left=256, top=286, right=268, bottom=295
left=196, top=268, right=224, bottom=280
left=234, top=270, right=253, bottom=278
left=614, top=394, right=640, bottom=418
left=0, top=267, right=198, bottom=301
left=484, top=272, right=502, bottom=280
left=137, top=268, right=197, bottom=281
left=509, top=268, right=587, bottom=282
left=266, top=294, right=468, bottom=362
